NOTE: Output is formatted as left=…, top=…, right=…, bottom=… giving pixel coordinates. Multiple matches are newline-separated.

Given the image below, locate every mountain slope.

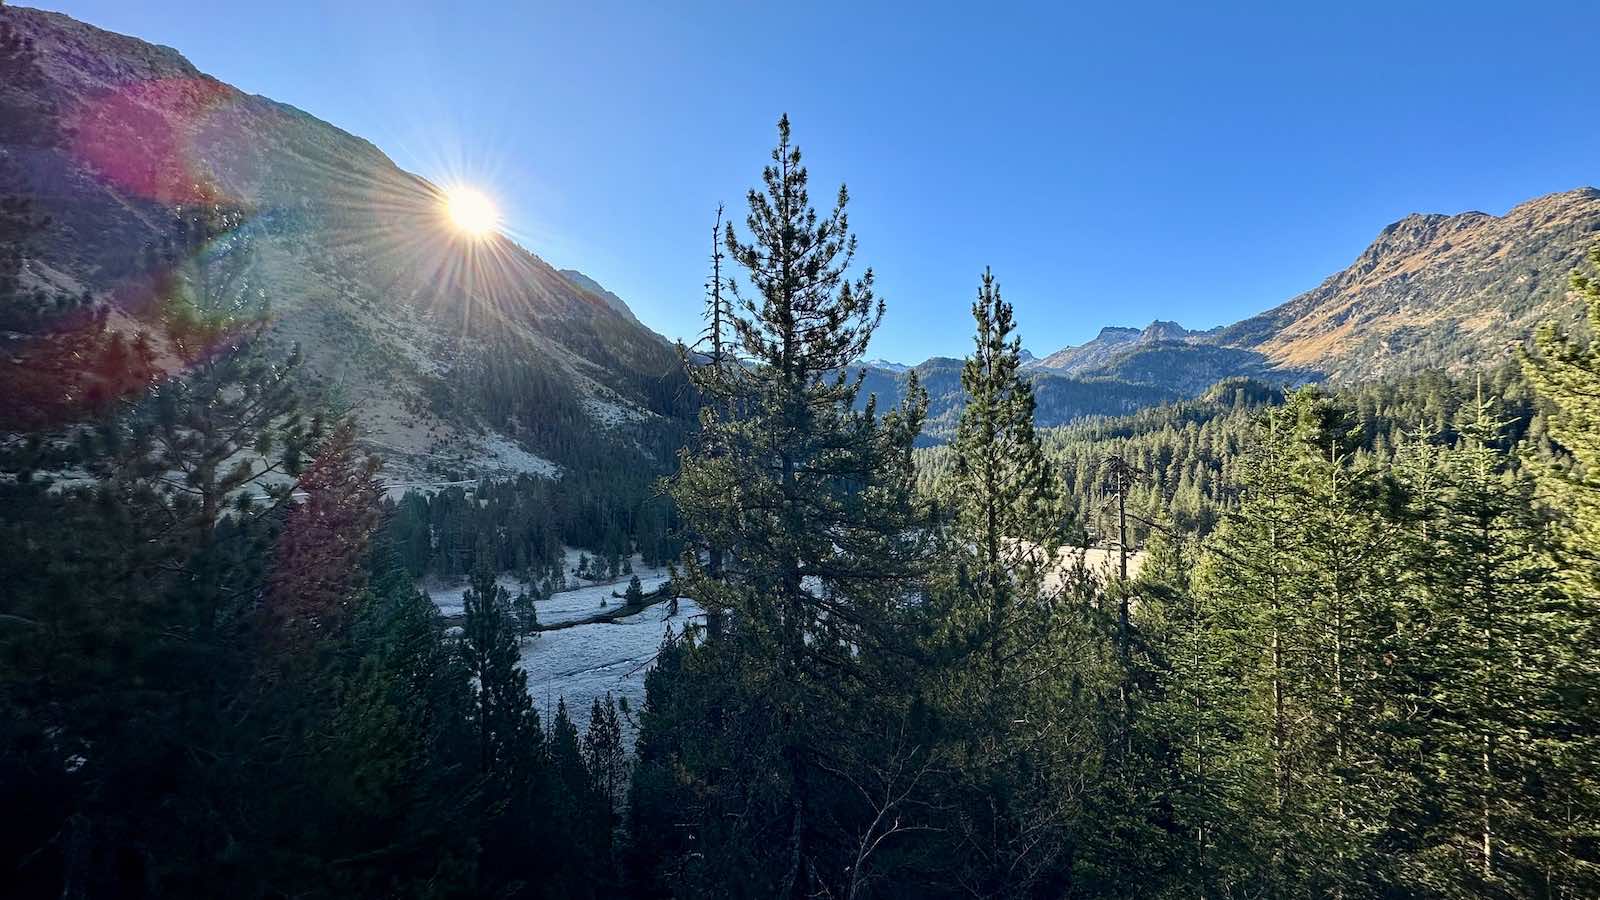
left=1209, top=187, right=1600, bottom=380
left=0, top=6, right=686, bottom=479
left=1082, top=341, right=1313, bottom=395
left=1032, top=326, right=1140, bottom=372
left=558, top=268, right=648, bottom=328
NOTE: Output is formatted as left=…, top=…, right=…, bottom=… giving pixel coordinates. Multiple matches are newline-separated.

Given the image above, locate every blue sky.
left=34, top=1, right=1600, bottom=362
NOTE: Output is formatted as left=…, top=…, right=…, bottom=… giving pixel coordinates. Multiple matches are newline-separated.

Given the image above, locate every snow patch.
left=582, top=396, right=646, bottom=427
left=422, top=552, right=685, bottom=738
left=478, top=433, right=560, bottom=478
left=535, top=564, right=671, bottom=627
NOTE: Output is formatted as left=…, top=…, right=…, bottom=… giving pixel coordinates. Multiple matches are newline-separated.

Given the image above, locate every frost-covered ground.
left=422, top=552, right=671, bottom=622
left=420, top=544, right=1134, bottom=740
left=424, top=574, right=530, bottom=618
left=534, top=568, right=673, bottom=626
left=424, top=552, right=694, bottom=736
left=521, top=598, right=702, bottom=737
left=478, top=433, right=561, bottom=479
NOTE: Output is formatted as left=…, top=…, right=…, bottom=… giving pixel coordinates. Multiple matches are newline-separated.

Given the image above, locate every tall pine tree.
left=928, top=268, right=1095, bottom=894
left=654, top=114, right=933, bottom=897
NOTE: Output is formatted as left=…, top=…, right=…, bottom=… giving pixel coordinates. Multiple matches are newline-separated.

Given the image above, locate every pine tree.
left=549, top=697, right=587, bottom=798
left=583, top=692, right=627, bottom=819
left=1392, top=392, right=1572, bottom=896
left=656, top=114, right=932, bottom=897
left=461, top=557, right=541, bottom=781
left=1125, top=521, right=1262, bottom=896
left=1284, top=389, right=1406, bottom=895
left=1513, top=253, right=1600, bottom=895
left=304, top=549, right=482, bottom=898
left=671, top=114, right=929, bottom=661
left=1193, top=388, right=1406, bottom=894
left=0, top=337, right=328, bottom=894
left=129, top=339, right=313, bottom=527
left=1523, top=248, right=1600, bottom=599
left=924, top=267, right=1097, bottom=893
left=265, top=421, right=383, bottom=651
left=1194, top=396, right=1305, bottom=886
left=944, top=267, right=1062, bottom=688
left=512, top=585, right=540, bottom=634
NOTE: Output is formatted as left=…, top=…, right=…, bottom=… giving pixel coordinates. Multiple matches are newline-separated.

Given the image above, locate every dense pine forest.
left=4, top=99, right=1600, bottom=900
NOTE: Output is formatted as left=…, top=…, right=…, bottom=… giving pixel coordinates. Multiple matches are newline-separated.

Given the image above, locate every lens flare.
left=445, top=187, right=499, bottom=237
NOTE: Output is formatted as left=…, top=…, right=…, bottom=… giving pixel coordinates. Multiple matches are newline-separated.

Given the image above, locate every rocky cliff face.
left=0, top=6, right=683, bottom=479
left=1209, top=187, right=1600, bottom=380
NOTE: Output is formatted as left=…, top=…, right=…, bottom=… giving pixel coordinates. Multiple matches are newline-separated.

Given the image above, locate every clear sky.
left=31, top=1, right=1600, bottom=362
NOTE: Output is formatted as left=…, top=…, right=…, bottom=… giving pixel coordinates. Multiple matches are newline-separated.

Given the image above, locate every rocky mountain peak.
left=1096, top=326, right=1139, bottom=340
left=1208, top=185, right=1600, bottom=380
left=1139, top=320, right=1190, bottom=343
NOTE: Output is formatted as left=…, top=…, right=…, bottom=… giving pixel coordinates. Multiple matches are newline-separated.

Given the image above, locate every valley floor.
left=426, top=554, right=699, bottom=734
left=423, top=545, right=1141, bottom=735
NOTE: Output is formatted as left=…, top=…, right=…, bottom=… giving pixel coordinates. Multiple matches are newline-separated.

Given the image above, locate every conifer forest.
left=2, top=5, right=1599, bottom=898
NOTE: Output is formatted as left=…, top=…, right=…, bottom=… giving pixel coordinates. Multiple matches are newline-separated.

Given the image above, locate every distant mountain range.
left=861, top=187, right=1600, bottom=435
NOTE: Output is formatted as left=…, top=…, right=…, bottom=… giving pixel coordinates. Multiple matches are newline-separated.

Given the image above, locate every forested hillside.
left=915, top=364, right=1550, bottom=545
left=859, top=355, right=1184, bottom=440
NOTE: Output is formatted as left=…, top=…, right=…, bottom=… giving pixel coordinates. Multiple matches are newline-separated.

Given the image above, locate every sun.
left=444, top=187, right=499, bottom=237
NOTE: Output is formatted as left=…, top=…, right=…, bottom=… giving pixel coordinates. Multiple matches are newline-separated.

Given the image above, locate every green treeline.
left=385, top=474, right=677, bottom=582
left=915, top=366, right=1550, bottom=546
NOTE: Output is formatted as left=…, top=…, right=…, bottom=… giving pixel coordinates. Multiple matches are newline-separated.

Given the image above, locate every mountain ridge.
left=1, top=5, right=687, bottom=480
left=1027, top=187, right=1600, bottom=386
left=1031, top=319, right=1194, bottom=374
left=1206, top=186, right=1600, bottom=380
left=861, top=187, right=1597, bottom=438
left=558, top=268, right=651, bottom=329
